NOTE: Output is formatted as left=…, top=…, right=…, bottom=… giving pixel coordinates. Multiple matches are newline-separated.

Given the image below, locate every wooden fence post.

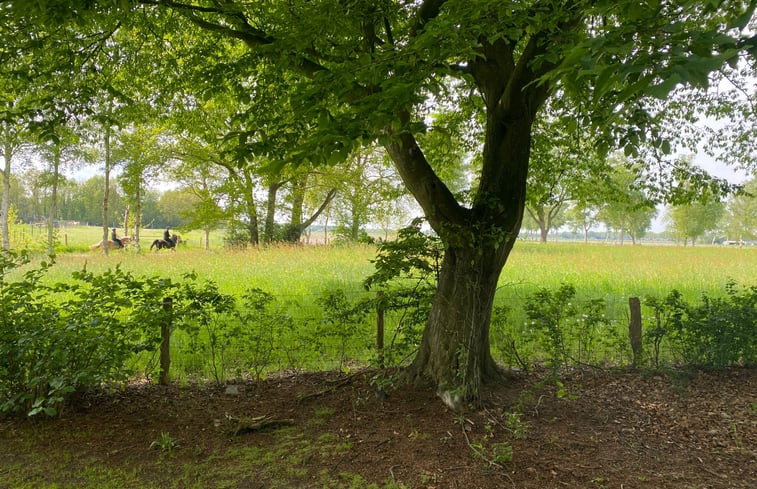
left=376, top=290, right=385, bottom=369
left=159, top=297, right=173, bottom=385
left=628, top=297, right=642, bottom=367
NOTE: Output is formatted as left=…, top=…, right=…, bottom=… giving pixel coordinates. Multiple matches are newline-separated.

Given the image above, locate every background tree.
left=116, top=125, right=171, bottom=250
left=597, top=156, right=657, bottom=245
left=565, top=200, right=600, bottom=243
left=666, top=200, right=726, bottom=245
left=37, top=125, right=81, bottom=255
left=330, top=147, right=403, bottom=242
left=723, top=176, right=757, bottom=242
left=526, top=111, right=608, bottom=243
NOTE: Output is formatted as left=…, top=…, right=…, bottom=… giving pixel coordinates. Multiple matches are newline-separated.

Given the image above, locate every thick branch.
left=384, top=121, right=467, bottom=236
left=410, top=0, right=448, bottom=36
left=145, top=0, right=325, bottom=76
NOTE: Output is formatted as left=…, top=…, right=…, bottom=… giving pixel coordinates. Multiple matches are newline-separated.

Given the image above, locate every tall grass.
left=31, top=226, right=757, bottom=303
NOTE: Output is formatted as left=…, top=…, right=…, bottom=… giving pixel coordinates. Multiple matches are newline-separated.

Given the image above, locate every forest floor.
left=1, top=367, right=755, bottom=489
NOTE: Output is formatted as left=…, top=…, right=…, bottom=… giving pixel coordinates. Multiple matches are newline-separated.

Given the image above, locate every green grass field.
left=34, top=225, right=757, bottom=300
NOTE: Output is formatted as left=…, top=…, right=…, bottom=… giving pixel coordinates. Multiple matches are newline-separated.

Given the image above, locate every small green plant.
left=150, top=432, right=178, bottom=453
left=555, top=380, right=578, bottom=401
left=524, top=284, right=576, bottom=371
left=317, top=289, right=370, bottom=371
left=502, top=411, right=530, bottom=440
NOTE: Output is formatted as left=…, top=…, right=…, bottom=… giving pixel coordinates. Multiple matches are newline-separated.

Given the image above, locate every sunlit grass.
left=30, top=228, right=757, bottom=303
left=500, top=242, right=757, bottom=302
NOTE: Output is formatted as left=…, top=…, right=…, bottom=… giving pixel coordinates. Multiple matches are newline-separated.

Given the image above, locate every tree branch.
left=410, top=0, right=449, bottom=37
left=384, top=113, right=467, bottom=235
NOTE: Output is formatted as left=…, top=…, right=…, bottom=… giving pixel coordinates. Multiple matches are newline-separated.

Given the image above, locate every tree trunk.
left=528, top=207, right=549, bottom=243
left=123, top=206, right=129, bottom=237
left=350, top=199, right=360, bottom=241
left=242, top=172, right=259, bottom=245
left=46, top=147, right=60, bottom=256
left=101, top=110, right=112, bottom=256
left=134, top=184, right=141, bottom=252
left=1, top=138, right=11, bottom=251
left=386, top=90, right=538, bottom=403
left=264, top=180, right=281, bottom=242
left=285, top=186, right=336, bottom=243
left=289, top=176, right=306, bottom=234
left=406, top=241, right=512, bottom=403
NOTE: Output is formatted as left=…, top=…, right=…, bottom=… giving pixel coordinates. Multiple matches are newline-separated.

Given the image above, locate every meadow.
left=36, top=225, right=757, bottom=307
left=13, top=225, right=757, bottom=379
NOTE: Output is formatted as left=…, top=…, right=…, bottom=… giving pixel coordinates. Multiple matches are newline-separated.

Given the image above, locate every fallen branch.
left=297, top=372, right=361, bottom=403
left=224, top=415, right=295, bottom=436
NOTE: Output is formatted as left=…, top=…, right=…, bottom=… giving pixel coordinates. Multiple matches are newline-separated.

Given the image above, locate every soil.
left=1, top=368, right=755, bottom=489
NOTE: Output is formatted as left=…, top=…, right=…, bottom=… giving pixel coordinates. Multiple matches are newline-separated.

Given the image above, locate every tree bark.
left=264, top=180, right=282, bottom=242
left=46, top=147, right=60, bottom=256
left=387, top=102, right=535, bottom=402
left=134, top=183, right=142, bottom=252
left=407, top=242, right=512, bottom=401
left=102, top=105, right=112, bottom=257
left=285, top=181, right=336, bottom=243
left=1, top=138, right=12, bottom=251
left=242, top=172, right=259, bottom=245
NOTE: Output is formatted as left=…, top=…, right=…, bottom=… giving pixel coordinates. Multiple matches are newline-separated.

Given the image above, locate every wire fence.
left=147, top=285, right=671, bottom=384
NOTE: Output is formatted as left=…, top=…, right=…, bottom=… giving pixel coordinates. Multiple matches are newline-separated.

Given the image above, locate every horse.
left=89, top=235, right=133, bottom=251
left=150, top=233, right=180, bottom=251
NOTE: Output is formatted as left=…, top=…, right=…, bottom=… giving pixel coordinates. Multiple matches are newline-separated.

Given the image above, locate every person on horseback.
left=111, top=228, right=123, bottom=248
left=163, top=227, right=171, bottom=244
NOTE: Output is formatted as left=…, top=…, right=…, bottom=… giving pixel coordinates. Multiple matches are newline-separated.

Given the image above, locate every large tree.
left=5, top=0, right=757, bottom=401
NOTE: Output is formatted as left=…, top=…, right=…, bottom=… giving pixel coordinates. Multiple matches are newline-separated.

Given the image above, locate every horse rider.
left=163, top=227, right=171, bottom=244
left=111, top=228, right=123, bottom=248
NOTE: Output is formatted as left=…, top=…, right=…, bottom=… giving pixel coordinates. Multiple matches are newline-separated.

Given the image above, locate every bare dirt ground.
left=1, top=368, right=755, bottom=489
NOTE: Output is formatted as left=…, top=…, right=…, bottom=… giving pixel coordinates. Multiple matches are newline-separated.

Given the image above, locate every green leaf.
left=728, top=1, right=756, bottom=30
left=647, top=74, right=682, bottom=99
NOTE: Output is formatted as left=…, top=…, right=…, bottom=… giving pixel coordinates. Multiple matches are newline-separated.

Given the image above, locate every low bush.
left=0, top=251, right=167, bottom=415
left=644, top=282, right=756, bottom=368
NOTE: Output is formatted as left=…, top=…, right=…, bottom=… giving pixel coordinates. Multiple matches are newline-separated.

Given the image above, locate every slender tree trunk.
left=46, top=147, right=60, bottom=256
left=350, top=199, right=360, bottom=241
left=264, top=180, right=281, bottom=242
left=134, top=183, right=141, bottom=252
left=204, top=228, right=210, bottom=250
left=102, top=112, right=112, bottom=256
left=324, top=212, right=329, bottom=244
left=1, top=138, right=11, bottom=251
left=242, top=172, right=259, bottom=245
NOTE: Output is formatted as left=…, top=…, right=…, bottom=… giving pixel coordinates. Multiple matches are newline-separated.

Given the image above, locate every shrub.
left=644, top=283, right=756, bottom=368
left=677, top=282, right=756, bottom=367
left=0, top=251, right=168, bottom=416
left=0, top=251, right=243, bottom=416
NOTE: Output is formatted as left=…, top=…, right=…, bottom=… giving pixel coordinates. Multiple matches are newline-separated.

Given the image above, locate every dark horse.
left=150, top=233, right=180, bottom=251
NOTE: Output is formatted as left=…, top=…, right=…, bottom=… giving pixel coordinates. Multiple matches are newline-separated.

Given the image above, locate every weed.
left=150, top=432, right=178, bottom=453
left=502, top=411, right=530, bottom=440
